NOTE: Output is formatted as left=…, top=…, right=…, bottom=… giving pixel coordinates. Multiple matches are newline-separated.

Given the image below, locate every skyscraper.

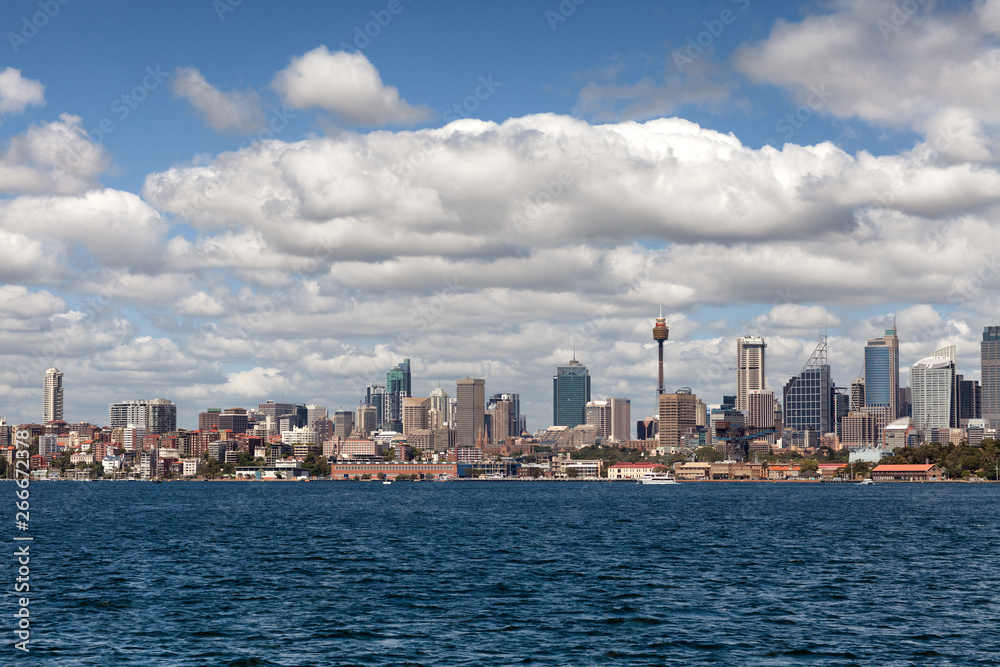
left=983, top=326, right=1000, bottom=428
left=43, top=368, right=63, bottom=423
left=736, top=336, right=766, bottom=412
left=402, top=397, right=431, bottom=436
left=747, top=389, right=776, bottom=431
left=659, top=389, right=696, bottom=451
left=956, top=375, right=982, bottom=423
left=487, top=392, right=521, bottom=439
left=911, top=354, right=954, bottom=431
left=553, top=357, right=591, bottom=427
left=782, top=337, right=833, bottom=436
left=489, top=399, right=513, bottom=445
left=430, top=387, right=450, bottom=423
left=864, top=326, right=899, bottom=442
left=456, top=378, right=485, bottom=446
left=386, top=359, right=412, bottom=424
left=585, top=400, right=610, bottom=437
left=608, top=397, right=631, bottom=442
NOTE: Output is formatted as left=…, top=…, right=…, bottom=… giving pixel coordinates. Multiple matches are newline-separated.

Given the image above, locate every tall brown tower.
left=653, top=310, right=669, bottom=395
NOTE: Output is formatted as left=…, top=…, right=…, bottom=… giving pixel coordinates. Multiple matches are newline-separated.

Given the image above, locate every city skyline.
left=1, top=1, right=999, bottom=432
left=18, top=319, right=996, bottom=435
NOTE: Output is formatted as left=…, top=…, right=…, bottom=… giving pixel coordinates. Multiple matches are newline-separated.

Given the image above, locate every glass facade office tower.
left=553, top=357, right=591, bottom=428
left=864, top=327, right=899, bottom=442
left=782, top=337, right=832, bottom=436
left=385, top=359, right=412, bottom=424
left=983, top=326, right=1000, bottom=428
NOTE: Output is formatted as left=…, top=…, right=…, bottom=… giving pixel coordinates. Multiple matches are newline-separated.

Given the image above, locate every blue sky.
left=1, top=0, right=998, bottom=429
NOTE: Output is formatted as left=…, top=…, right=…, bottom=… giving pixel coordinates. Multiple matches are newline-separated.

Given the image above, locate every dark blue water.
left=6, top=481, right=1000, bottom=665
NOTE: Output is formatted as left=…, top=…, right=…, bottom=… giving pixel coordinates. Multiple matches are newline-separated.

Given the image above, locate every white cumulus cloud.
left=271, top=47, right=432, bottom=126
left=0, top=68, right=44, bottom=115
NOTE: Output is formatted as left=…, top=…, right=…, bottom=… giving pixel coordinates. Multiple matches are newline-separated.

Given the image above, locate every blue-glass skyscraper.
left=553, top=357, right=591, bottom=428
left=864, top=326, right=899, bottom=442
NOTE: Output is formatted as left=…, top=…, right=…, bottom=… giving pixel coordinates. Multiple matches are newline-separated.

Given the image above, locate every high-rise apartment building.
left=747, top=389, right=776, bottom=431
left=553, top=357, right=591, bottom=428
left=109, top=399, right=176, bottom=434
left=864, top=326, right=899, bottom=442
left=490, top=399, right=513, bottom=445
left=983, top=326, right=1000, bottom=428
left=456, top=378, right=485, bottom=447
left=43, top=368, right=64, bottom=423
left=736, top=336, right=766, bottom=412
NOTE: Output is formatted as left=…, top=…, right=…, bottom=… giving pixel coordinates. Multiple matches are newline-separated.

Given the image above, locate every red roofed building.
left=871, top=464, right=943, bottom=482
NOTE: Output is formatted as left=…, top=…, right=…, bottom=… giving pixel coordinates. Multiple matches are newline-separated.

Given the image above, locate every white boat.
left=858, top=478, right=875, bottom=485
left=382, top=480, right=392, bottom=485
left=637, top=472, right=678, bottom=485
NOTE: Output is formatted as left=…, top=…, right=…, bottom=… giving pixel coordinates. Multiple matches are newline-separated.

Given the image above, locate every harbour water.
left=9, top=481, right=1000, bottom=665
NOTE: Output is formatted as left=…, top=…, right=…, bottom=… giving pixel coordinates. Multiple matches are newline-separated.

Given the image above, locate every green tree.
left=566, top=468, right=578, bottom=478
left=383, top=449, right=395, bottom=462
left=799, top=458, right=819, bottom=473
left=694, top=446, right=723, bottom=463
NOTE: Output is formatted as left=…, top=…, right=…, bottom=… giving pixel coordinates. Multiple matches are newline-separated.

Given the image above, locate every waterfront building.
left=871, top=464, right=943, bottom=482
left=553, top=357, right=591, bottom=428
left=736, top=336, right=766, bottom=412
left=43, top=368, right=64, bottom=423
